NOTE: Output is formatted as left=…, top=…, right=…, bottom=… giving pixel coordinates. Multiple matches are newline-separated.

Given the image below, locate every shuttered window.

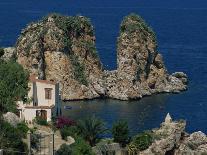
left=45, top=88, right=52, bottom=99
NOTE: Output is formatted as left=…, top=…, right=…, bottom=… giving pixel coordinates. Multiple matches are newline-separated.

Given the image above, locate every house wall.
left=27, top=81, right=56, bottom=107
left=21, top=108, right=52, bottom=123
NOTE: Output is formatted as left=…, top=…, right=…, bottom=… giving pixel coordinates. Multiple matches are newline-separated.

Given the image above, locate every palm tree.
left=77, top=115, right=107, bottom=146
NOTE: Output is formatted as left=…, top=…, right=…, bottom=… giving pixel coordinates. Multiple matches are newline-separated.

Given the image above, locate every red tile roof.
left=29, top=75, right=56, bottom=85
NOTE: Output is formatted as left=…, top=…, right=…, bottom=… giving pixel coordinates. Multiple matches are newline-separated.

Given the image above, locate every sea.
left=1, top=0, right=207, bottom=136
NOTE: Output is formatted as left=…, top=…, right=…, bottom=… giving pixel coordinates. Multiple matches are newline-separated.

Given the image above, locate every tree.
left=77, top=115, right=107, bottom=146
left=112, top=120, right=130, bottom=146
left=0, top=60, right=29, bottom=114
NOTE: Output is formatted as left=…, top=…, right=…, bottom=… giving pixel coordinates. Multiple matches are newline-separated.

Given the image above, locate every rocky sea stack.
left=15, top=13, right=187, bottom=100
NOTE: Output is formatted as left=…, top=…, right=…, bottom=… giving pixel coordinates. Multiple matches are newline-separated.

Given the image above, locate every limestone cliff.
left=16, top=14, right=105, bottom=100
left=15, top=13, right=187, bottom=100
left=105, top=13, right=187, bottom=100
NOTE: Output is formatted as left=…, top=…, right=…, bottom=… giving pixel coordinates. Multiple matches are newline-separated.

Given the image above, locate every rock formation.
left=14, top=13, right=187, bottom=100
left=104, top=14, right=187, bottom=100
left=140, top=114, right=207, bottom=155
left=3, top=112, right=23, bottom=127
left=16, top=14, right=105, bottom=100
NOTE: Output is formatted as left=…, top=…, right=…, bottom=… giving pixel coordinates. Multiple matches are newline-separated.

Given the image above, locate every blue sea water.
left=1, top=0, right=207, bottom=135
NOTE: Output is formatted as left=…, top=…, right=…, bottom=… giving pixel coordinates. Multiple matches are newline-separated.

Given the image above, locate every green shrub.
left=112, top=120, right=130, bottom=146
left=60, top=126, right=79, bottom=141
left=35, top=117, right=48, bottom=126
left=16, top=122, right=29, bottom=138
left=56, top=137, right=95, bottom=155
left=129, top=131, right=153, bottom=151
left=120, top=13, right=157, bottom=45
left=0, top=121, right=28, bottom=154
left=0, top=48, right=4, bottom=57
left=55, top=144, right=72, bottom=155
left=71, top=136, right=95, bottom=155
left=70, top=55, right=88, bottom=86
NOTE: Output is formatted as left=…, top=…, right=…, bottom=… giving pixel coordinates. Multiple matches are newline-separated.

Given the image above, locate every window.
left=45, top=88, right=52, bottom=99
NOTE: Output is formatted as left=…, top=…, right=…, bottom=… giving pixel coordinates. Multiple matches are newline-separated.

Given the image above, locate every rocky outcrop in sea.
left=8, top=13, right=188, bottom=100
left=140, top=114, right=207, bottom=155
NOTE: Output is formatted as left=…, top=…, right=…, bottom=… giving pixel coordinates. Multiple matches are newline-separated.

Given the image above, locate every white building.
left=17, top=75, right=61, bottom=123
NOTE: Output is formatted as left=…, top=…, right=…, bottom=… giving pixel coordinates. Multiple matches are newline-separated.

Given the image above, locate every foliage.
left=0, top=48, right=4, bottom=57
left=0, top=121, right=28, bottom=154
left=56, top=137, right=95, bottom=155
left=55, top=144, right=72, bottom=155
left=0, top=60, right=29, bottom=114
left=42, top=13, right=94, bottom=54
left=56, top=116, right=76, bottom=129
left=16, top=122, right=29, bottom=138
left=35, top=117, right=48, bottom=126
left=128, top=131, right=153, bottom=152
left=120, top=13, right=157, bottom=44
left=77, top=115, right=107, bottom=146
left=77, top=40, right=98, bottom=58
left=112, top=120, right=130, bottom=146
left=71, top=136, right=95, bottom=155
left=70, top=55, right=88, bottom=86
left=60, top=126, right=79, bottom=141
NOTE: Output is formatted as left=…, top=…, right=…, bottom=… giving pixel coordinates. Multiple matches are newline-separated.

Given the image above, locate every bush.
left=16, top=122, right=29, bottom=138
left=35, top=117, right=48, bottom=126
left=56, top=137, right=94, bottom=155
left=112, top=120, right=130, bottom=146
left=60, top=126, right=79, bottom=140
left=56, top=116, right=76, bottom=129
left=0, top=121, right=28, bottom=154
left=0, top=48, right=4, bottom=57
left=71, top=136, right=95, bottom=155
left=55, top=144, right=72, bottom=155
left=129, top=131, right=153, bottom=151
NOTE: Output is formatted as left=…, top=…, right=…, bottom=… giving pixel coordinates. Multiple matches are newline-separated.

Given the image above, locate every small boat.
left=64, top=106, right=72, bottom=110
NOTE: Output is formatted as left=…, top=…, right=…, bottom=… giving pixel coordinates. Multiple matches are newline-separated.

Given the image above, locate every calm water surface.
left=1, top=0, right=207, bottom=135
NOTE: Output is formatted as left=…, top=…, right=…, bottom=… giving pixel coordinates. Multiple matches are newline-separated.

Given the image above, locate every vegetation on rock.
left=127, top=131, right=153, bottom=153
left=120, top=13, right=157, bottom=45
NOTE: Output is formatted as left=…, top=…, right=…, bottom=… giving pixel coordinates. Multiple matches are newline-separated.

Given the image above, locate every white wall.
left=28, top=81, right=56, bottom=107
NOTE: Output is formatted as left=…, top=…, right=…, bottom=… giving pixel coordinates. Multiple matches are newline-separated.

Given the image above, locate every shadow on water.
left=62, top=94, right=171, bottom=136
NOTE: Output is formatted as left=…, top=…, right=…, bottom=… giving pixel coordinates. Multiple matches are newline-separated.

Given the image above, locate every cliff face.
left=16, top=13, right=187, bottom=100
left=105, top=14, right=187, bottom=100
left=16, top=14, right=105, bottom=100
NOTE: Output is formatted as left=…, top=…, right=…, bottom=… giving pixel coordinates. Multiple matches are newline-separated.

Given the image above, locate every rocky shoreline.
left=2, top=13, right=188, bottom=100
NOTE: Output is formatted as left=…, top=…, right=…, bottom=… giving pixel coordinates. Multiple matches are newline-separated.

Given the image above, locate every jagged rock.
left=3, top=112, right=22, bottom=127
left=16, top=14, right=105, bottom=100
left=140, top=114, right=207, bottom=155
left=105, top=13, right=188, bottom=100
left=1, top=47, right=16, bottom=61
left=15, top=13, right=188, bottom=101
left=165, top=113, right=172, bottom=124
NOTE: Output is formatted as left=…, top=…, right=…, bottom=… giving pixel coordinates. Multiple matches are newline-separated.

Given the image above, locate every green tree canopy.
left=77, top=115, right=107, bottom=146
left=0, top=60, right=29, bottom=114
left=112, top=120, right=130, bottom=146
